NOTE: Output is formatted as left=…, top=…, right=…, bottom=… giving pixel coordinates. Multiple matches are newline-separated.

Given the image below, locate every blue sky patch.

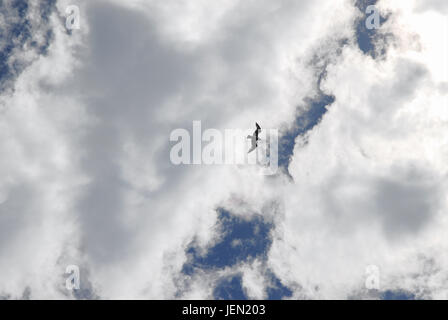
left=0, top=0, right=56, bottom=91
left=213, top=274, right=247, bottom=300
left=381, top=290, right=416, bottom=300
left=266, top=270, right=293, bottom=300
left=182, top=209, right=272, bottom=274
left=354, top=0, right=391, bottom=58
left=278, top=92, right=334, bottom=172
left=182, top=208, right=293, bottom=299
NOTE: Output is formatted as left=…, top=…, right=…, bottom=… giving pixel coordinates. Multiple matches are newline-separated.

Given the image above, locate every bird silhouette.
left=247, top=122, right=261, bottom=153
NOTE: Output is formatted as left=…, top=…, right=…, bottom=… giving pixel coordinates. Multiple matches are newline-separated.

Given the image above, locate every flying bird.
left=247, top=122, right=261, bottom=153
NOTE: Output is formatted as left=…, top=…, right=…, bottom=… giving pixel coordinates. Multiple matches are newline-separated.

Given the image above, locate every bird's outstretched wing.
left=248, top=123, right=261, bottom=153
left=248, top=144, right=257, bottom=153
left=254, top=122, right=261, bottom=140
left=248, top=135, right=257, bottom=153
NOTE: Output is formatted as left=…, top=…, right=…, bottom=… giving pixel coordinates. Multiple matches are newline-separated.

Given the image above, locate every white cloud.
left=271, top=0, right=448, bottom=299
left=1, top=0, right=447, bottom=300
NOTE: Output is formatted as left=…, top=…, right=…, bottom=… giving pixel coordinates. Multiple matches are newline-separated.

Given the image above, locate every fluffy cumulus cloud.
left=0, top=0, right=447, bottom=299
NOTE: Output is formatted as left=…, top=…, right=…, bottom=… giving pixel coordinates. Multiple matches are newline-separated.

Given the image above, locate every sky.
left=0, top=0, right=448, bottom=299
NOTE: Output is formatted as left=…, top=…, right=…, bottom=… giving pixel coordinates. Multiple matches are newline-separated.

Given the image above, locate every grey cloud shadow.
left=415, top=0, right=448, bottom=14
left=73, top=1, right=217, bottom=265
left=373, top=167, right=442, bottom=240
left=0, top=183, right=36, bottom=251
left=323, top=165, right=442, bottom=242
left=368, top=59, right=428, bottom=116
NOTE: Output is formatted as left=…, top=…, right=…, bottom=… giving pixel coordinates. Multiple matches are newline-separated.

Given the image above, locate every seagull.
left=247, top=122, right=261, bottom=153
